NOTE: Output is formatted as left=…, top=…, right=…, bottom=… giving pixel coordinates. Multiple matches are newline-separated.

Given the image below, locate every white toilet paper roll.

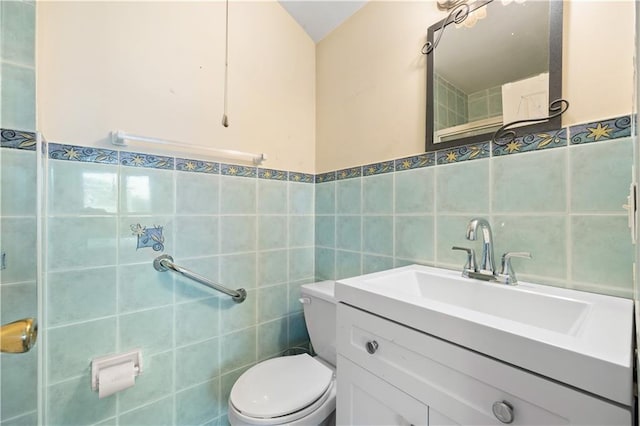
left=98, top=360, right=136, bottom=399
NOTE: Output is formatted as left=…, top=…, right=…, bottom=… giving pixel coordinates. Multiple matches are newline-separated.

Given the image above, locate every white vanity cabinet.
left=336, top=303, right=632, bottom=426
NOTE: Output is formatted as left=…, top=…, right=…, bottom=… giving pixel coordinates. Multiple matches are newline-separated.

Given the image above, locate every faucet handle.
left=452, top=246, right=477, bottom=276
left=499, top=252, right=532, bottom=285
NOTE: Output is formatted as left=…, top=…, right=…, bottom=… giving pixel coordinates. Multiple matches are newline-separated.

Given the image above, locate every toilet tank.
left=300, top=281, right=336, bottom=367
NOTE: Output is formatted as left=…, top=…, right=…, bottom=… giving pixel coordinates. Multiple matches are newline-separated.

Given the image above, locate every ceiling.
left=278, top=0, right=368, bottom=42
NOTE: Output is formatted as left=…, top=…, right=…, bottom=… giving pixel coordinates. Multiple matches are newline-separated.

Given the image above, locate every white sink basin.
left=336, top=265, right=634, bottom=406
left=365, top=269, right=590, bottom=335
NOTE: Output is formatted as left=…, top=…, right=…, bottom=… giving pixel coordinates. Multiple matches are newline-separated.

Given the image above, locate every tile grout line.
left=171, top=163, right=178, bottom=425
left=38, top=132, right=47, bottom=426
left=114, top=160, right=122, bottom=424
left=433, top=159, right=439, bottom=268
left=566, top=129, right=573, bottom=287
left=216, top=173, right=224, bottom=419
left=360, top=176, right=364, bottom=276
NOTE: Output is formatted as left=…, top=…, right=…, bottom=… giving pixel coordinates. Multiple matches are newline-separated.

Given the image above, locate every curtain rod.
left=110, top=130, right=266, bottom=165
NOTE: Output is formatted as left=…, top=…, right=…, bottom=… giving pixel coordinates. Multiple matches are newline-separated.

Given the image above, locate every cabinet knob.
left=365, top=340, right=379, bottom=354
left=492, top=401, right=514, bottom=424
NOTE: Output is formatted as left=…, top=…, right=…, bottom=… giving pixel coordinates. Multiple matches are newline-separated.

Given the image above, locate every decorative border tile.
left=289, top=172, right=314, bottom=183
left=176, top=158, right=219, bottom=174
left=220, top=163, right=257, bottom=178
left=336, top=167, right=362, bottom=180
left=363, top=161, right=394, bottom=176
left=49, top=143, right=119, bottom=164
left=3, top=113, right=634, bottom=185
left=315, top=171, right=336, bottom=183
left=1, top=129, right=37, bottom=151
left=492, top=128, right=567, bottom=157
left=258, top=168, right=288, bottom=181
left=120, top=151, right=174, bottom=169
left=569, top=116, right=632, bottom=145
left=394, top=153, right=436, bottom=171
left=436, top=142, right=490, bottom=165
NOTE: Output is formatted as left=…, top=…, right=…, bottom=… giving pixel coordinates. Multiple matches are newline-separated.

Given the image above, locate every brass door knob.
left=1, top=318, right=38, bottom=353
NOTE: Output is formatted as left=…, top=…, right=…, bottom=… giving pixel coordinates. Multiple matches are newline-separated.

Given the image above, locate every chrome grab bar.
left=153, top=255, right=247, bottom=303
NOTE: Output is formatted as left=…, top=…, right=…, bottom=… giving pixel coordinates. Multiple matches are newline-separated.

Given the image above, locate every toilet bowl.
left=228, top=281, right=336, bottom=426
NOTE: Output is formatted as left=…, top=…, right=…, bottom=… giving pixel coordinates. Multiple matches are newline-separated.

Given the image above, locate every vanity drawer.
left=337, top=303, right=631, bottom=425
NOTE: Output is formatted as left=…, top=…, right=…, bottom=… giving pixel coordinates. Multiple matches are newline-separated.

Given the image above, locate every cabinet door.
left=337, top=304, right=632, bottom=425
left=337, top=356, right=428, bottom=426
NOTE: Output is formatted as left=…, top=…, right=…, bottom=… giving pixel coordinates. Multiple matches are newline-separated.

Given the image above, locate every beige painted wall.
left=37, top=1, right=316, bottom=173
left=316, top=0, right=636, bottom=172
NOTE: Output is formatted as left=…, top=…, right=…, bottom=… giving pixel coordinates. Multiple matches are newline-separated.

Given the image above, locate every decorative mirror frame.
left=425, top=0, right=564, bottom=152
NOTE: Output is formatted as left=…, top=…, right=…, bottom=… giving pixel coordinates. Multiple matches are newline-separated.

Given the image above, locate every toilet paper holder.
left=91, top=349, right=143, bottom=393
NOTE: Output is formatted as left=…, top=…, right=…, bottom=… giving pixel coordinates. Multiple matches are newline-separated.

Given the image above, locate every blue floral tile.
left=492, top=128, right=567, bottom=157
left=363, top=161, right=394, bottom=176
left=289, top=172, right=314, bottom=183
left=258, top=168, right=288, bottom=181
left=176, top=158, right=219, bottom=174
left=220, top=163, right=256, bottom=178
left=315, top=171, right=336, bottom=183
left=49, top=143, right=118, bottom=164
left=336, top=166, right=362, bottom=180
left=0, top=128, right=36, bottom=151
left=130, top=224, right=165, bottom=252
left=394, top=153, right=436, bottom=171
left=120, top=151, right=174, bottom=170
left=436, top=142, right=490, bottom=164
left=570, top=115, right=632, bottom=145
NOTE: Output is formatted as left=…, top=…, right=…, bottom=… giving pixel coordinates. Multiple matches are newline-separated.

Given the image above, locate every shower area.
left=1, top=0, right=40, bottom=424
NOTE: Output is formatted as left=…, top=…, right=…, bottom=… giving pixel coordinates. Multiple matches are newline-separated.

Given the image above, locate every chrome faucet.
left=466, top=218, right=496, bottom=279
left=452, top=218, right=532, bottom=285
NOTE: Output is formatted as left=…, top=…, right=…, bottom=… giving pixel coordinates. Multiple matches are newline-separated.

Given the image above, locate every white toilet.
left=228, top=280, right=337, bottom=426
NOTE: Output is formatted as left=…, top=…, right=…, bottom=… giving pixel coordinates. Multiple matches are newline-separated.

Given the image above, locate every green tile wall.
left=0, top=154, right=38, bottom=421
left=316, top=137, right=634, bottom=299
left=0, top=43, right=37, bottom=426
left=44, top=156, right=315, bottom=426
left=2, top=126, right=632, bottom=426
left=1, top=1, right=36, bottom=131
left=1, top=11, right=38, bottom=424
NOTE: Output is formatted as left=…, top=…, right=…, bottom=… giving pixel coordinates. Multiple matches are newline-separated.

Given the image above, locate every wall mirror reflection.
left=425, top=0, right=563, bottom=151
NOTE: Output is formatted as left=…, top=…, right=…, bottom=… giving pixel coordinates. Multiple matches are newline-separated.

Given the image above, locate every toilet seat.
left=229, top=378, right=335, bottom=425
left=229, top=354, right=334, bottom=424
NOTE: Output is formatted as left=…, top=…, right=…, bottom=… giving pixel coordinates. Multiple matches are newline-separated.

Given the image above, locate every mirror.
left=425, top=0, right=563, bottom=151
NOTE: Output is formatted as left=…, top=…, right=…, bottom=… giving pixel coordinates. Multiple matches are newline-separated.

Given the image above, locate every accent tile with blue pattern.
left=289, top=171, right=314, bottom=183
left=336, top=166, right=362, bottom=180
left=570, top=116, right=632, bottom=145
left=315, top=171, right=336, bottom=183
left=0, top=128, right=36, bottom=151
left=436, top=142, right=490, bottom=164
left=49, top=143, right=118, bottom=164
left=363, top=160, right=394, bottom=176
left=492, top=128, right=567, bottom=157
left=176, top=158, right=219, bottom=174
left=258, top=168, right=288, bottom=181
left=220, top=163, right=257, bottom=178
left=120, top=151, right=174, bottom=169
left=394, top=153, right=436, bottom=171
left=130, top=223, right=165, bottom=252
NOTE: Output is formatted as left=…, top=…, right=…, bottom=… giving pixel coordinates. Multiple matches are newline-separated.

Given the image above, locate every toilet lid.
left=230, top=354, right=333, bottom=419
